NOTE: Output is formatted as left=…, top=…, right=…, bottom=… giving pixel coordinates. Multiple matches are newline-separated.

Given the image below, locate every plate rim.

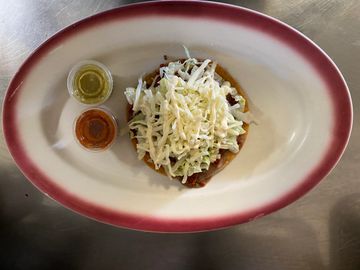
left=2, top=0, right=353, bottom=232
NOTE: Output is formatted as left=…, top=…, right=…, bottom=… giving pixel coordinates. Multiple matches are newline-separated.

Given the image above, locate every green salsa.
left=72, top=64, right=111, bottom=104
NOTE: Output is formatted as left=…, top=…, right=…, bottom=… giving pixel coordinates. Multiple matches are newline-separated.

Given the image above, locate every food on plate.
left=125, top=57, right=250, bottom=187
left=67, top=60, right=113, bottom=105
left=74, top=108, right=117, bottom=151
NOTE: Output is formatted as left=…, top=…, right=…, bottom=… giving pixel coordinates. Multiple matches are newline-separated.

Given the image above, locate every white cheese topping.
left=125, top=58, right=248, bottom=183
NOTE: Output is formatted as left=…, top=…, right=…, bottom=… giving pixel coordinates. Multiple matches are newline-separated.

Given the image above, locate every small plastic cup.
left=67, top=60, right=113, bottom=105
left=73, top=107, right=118, bottom=152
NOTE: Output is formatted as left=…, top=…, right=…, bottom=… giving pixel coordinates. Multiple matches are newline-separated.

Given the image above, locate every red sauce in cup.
left=74, top=108, right=117, bottom=151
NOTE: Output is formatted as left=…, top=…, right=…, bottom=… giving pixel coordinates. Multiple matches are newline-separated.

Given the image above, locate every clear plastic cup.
left=73, top=107, right=118, bottom=152
left=67, top=60, right=113, bottom=105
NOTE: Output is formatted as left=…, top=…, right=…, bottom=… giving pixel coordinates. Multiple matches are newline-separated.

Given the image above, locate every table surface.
left=1, top=0, right=359, bottom=269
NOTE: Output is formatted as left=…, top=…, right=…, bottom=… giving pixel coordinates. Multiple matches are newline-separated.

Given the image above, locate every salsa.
left=75, top=108, right=117, bottom=151
left=68, top=60, right=113, bottom=105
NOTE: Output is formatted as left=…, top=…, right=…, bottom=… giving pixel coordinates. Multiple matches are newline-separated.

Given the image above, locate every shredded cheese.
left=125, top=58, right=248, bottom=183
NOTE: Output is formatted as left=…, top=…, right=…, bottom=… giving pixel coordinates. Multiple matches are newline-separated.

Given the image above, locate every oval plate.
left=2, top=1, right=352, bottom=232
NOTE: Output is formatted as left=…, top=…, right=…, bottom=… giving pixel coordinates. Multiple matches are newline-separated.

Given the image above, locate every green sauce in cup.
left=68, top=60, right=113, bottom=105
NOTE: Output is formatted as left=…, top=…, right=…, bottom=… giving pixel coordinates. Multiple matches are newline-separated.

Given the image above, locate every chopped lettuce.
left=125, top=58, right=247, bottom=183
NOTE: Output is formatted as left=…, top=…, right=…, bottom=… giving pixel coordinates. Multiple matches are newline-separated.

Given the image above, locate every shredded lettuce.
left=125, top=58, right=248, bottom=183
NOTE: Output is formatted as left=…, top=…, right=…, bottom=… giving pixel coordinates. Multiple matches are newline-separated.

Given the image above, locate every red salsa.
left=75, top=108, right=117, bottom=151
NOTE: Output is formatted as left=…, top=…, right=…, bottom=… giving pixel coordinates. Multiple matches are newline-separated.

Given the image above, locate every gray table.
left=0, top=0, right=359, bottom=269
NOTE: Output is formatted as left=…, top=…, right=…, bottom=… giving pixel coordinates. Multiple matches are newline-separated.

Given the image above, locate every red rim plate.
left=2, top=1, right=353, bottom=232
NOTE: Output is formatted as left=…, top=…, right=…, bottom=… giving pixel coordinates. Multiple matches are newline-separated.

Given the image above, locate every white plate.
left=2, top=1, right=352, bottom=232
